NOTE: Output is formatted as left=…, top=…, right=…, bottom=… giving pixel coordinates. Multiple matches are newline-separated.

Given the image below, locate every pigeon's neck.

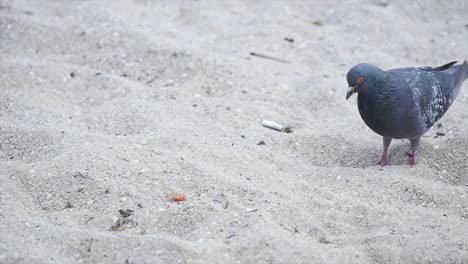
left=358, top=73, right=400, bottom=117
left=373, top=73, right=398, bottom=102
left=359, top=72, right=394, bottom=99
left=357, top=73, right=401, bottom=137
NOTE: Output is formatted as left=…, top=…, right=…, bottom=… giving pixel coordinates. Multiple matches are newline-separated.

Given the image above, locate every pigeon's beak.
left=346, top=86, right=357, bottom=100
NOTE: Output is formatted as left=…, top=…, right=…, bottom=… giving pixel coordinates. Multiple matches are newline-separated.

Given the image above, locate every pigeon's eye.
left=357, top=77, right=364, bottom=84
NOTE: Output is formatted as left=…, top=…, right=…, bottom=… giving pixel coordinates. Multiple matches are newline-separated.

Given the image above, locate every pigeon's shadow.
left=296, top=135, right=389, bottom=168
left=297, top=134, right=468, bottom=179
left=387, top=140, right=413, bottom=166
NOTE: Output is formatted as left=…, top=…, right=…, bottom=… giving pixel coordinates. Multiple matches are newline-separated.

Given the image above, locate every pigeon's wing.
left=389, top=61, right=468, bottom=129
left=413, top=70, right=453, bottom=128
left=389, top=68, right=454, bottom=129
left=417, top=61, right=468, bottom=111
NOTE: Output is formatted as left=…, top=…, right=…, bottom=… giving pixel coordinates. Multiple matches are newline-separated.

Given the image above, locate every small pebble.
left=375, top=1, right=389, bottom=7
left=312, top=20, right=323, bottom=26
left=164, top=79, right=174, bottom=86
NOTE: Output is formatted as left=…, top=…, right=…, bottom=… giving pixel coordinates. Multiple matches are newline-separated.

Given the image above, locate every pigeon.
left=346, top=61, right=468, bottom=166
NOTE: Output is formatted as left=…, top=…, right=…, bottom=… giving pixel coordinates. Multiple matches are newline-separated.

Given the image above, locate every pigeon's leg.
left=407, top=137, right=420, bottom=166
left=377, top=137, right=392, bottom=166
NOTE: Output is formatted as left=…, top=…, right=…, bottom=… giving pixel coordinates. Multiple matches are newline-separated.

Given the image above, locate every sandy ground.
left=1, top=0, right=468, bottom=263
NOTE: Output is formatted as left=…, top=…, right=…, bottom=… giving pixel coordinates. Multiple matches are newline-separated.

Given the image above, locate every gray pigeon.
left=346, top=61, right=468, bottom=166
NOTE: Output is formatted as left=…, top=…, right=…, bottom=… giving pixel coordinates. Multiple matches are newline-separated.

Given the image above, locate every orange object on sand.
left=171, top=194, right=186, bottom=202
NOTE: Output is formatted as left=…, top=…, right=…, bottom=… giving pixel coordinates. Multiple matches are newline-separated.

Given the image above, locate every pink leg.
left=377, top=151, right=390, bottom=166
left=377, top=137, right=392, bottom=167
left=407, top=138, right=420, bottom=166
left=406, top=151, right=416, bottom=166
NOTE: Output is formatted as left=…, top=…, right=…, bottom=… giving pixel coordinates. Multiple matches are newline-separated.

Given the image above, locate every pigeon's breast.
left=357, top=86, right=425, bottom=139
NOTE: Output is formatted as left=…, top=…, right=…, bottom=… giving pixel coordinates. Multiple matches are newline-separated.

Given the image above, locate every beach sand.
left=1, top=0, right=467, bottom=263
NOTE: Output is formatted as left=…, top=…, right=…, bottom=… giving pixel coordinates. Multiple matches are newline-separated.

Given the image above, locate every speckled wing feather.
left=389, top=65, right=456, bottom=129
left=416, top=61, right=468, bottom=128
left=415, top=72, right=452, bottom=128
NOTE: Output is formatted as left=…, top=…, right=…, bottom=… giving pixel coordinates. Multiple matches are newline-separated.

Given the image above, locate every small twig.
left=226, top=234, right=236, bottom=239
left=85, top=216, right=95, bottom=224
left=250, top=52, right=290, bottom=63
left=73, top=172, right=87, bottom=179
left=145, top=75, right=158, bottom=85
left=245, top=208, right=258, bottom=213
left=261, top=119, right=293, bottom=133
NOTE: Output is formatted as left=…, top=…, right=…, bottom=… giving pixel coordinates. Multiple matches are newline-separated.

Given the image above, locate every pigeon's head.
left=346, top=63, right=382, bottom=100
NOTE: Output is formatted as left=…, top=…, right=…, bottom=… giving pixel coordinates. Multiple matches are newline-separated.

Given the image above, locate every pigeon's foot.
left=406, top=152, right=416, bottom=166
left=377, top=152, right=390, bottom=166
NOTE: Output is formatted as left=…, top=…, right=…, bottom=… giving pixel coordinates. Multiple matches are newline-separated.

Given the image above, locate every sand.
left=1, top=0, right=468, bottom=263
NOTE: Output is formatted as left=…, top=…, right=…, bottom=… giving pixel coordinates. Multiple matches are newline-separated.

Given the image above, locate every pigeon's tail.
left=443, top=60, right=468, bottom=101
left=458, top=60, right=468, bottom=81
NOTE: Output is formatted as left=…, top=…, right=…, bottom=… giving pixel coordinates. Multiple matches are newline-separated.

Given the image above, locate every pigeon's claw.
left=377, top=152, right=390, bottom=167
left=407, top=152, right=417, bottom=166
